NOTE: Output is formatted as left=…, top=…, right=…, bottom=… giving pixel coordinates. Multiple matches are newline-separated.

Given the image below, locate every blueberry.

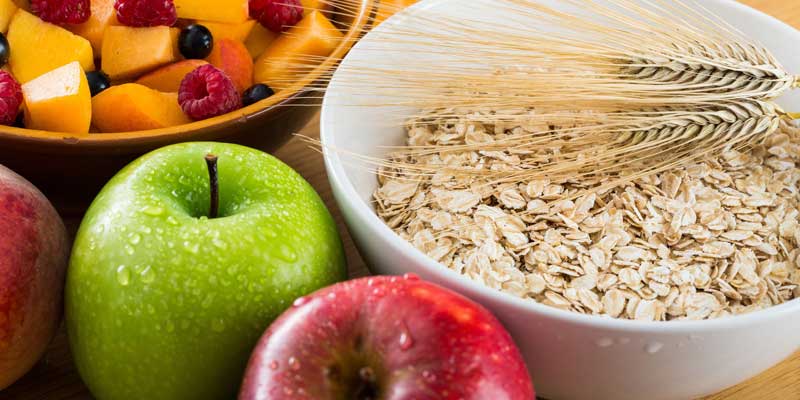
left=86, top=71, right=111, bottom=97
left=179, top=24, right=214, bottom=60
left=242, top=84, right=275, bottom=106
left=13, top=110, right=24, bottom=128
left=0, top=33, right=9, bottom=68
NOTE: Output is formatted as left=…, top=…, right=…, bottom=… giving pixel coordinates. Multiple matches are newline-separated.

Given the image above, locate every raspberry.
left=0, top=71, right=22, bottom=126
left=115, top=0, right=177, bottom=27
left=30, top=0, right=90, bottom=25
left=249, top=0, right=303, bottom=33
left=179, top=65, right=242, bottom=121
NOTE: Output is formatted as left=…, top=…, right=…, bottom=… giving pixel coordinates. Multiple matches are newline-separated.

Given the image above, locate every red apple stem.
left=205, top=154, right=219, bottom=219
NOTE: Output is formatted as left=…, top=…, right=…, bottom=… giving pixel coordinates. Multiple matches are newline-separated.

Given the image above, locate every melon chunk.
left=0, top=0, right=18, bottom=33
left=199, top=19, right=256, bottom=42
left=174, top=0, right=248, bottom=24
left=101, top=26, right=177, bottom=80
left=67, top=0, right=119, bottom=54
left=244, top=24, right=278, bottom=59
left=206, top=39, right=253, bottom=93
left=21, top=62, right=91, bottom=133
left=91, top=84, right=191, bottom=132
left=136, top=60, right=208, bottom=92
left=254, top=10, right=342, bottom=89
left=300, top=0, right=332, bottom=14
left=7, top=10, right=95, bottom=83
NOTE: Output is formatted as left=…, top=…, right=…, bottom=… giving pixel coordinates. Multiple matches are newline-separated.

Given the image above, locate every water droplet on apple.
left=129, top=233, right=141, bottom=245
left=399, top=331, right=414, bottom=351
left=211, top=319, right=225, bottom=332
left=167, top=216, right=179, bottom=225
left=293, top=297, right=309, bottom=307
left=403, top=273, right=420, bottom=281
left=212, top=238, right=228, bottom=250
left=165, top=321, right=175, bottom=333
left=140, top=266, right=155, bottom=284
left=288, top=357, right=301, bottom=371
left=124, top=245, right=135, bottom=255
left=116, top=265, right=131, bottom=286
left=269, top=361, right=279, bottom=370
left=397, top=319, right=414, bottom=350
left=147, top=304, right=156, bottom=314
left=184, top=241, right=200, bottom=254
left=201, top=294, right=214, bottom=309
left=142, top=205, right=164, bottom=216
left=277, top=244, right=297, bottom=262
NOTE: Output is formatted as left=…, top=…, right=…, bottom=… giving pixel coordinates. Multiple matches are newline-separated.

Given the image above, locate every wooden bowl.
left=0, top=0, right=374, bottom=211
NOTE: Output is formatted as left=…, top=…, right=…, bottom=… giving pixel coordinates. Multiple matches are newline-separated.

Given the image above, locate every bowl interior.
left=322, top=0, right=800, bottom=326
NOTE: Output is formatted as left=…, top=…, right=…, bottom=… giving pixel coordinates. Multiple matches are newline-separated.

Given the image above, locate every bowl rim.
left=0, top=0, right=374, bottom=147
left=321, top=0, right=800, bottom=333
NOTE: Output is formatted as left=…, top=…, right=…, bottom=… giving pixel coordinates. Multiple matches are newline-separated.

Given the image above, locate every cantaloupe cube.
left=22, top=62, right=91, bottom=133
left=7, top=10, right=95, bottom=83
left=254, top=10, right=342, bottom=89
left=136, top=59, right=208, bottom=92
left=174, top=0, right=248, bottom=24
left=244, top=24, right=278, bottom=59
left=206, top=39, right=253, bottom=93
left=68, top=0, right=118, bottom=54
left=0, top=0, right=18, bottom=33
left=300, top=0, right=332, bottom=14
left=102, top=26, right=177, bottom=80
left=91, top=84, right=191, bottom=132
left=199, top=19, right=255, bottom=43
left=10, top=0, right=25, bottom=10
left=374, top=0, right=417, bottom=26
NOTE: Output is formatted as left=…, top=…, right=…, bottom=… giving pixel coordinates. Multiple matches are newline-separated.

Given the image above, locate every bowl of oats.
left=321, top=0, right=800, bottom=399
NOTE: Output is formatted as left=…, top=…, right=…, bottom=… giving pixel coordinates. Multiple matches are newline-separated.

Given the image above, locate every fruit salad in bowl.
left=0, top=0, right=371, bottom=202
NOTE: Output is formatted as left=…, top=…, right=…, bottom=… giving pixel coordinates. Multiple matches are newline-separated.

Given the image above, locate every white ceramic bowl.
left=321, top=1, right=800, bottom=399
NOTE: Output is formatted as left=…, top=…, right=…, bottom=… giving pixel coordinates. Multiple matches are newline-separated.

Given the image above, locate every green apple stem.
left=205, top=154, right=219, bottom=219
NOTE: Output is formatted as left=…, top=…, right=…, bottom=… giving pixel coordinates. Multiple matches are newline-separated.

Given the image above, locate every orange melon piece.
left=67, top=0, right=119, bottom=54
left=7, top=10, right=95, bottom=83
left=373, top=0, right=417, bottom=26
left=244, top=23, right=278, bottom=59
left=300, top=0, right=332, bottom=14
left=101, top=26, right=177, bottom=80
left=136, top=59, right=208, bottom=92
left=21, top=62, right=91, bottom=133
left=91, top=83, right=191, bottom=132
left=206, top=39, right=253, bottom=93
left=199, top=19, right=256, bottom=43
left=254, top=10, right=342, bottom=89
left=174, top=0, right=248, bottom=24
left=0, top=0, right=18, bottom=33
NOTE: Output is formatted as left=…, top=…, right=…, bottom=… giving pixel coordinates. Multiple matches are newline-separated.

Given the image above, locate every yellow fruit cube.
left=254, top=10, right=342, bottom=89
left=21, top=62, right=91, bottom=133
left=0, top=0, right=18, bottom=33
left=7, top=10, right=95, bottom=83
left=199, top=19, right=256, bottom=43
left=91, top=84, right=191, bottom=132
left=102, top=26, right=177, bottom=80
left=68, top=0, right=119, bottom=54
left=244, top=23, right=278, bottom=59
left=174, top=0, right=248, bottom=24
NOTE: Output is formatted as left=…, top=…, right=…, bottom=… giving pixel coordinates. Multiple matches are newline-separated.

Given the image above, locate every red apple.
left=239, top=275, right=534, bottom=400
left=0, top=165, right=70, bottom=389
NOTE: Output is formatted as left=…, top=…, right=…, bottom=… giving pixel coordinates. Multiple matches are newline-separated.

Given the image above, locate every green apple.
left=66, top=142, right=346, bottom=400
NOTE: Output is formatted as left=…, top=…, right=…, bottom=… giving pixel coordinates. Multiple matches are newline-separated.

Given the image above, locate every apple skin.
left=66, top=142, right=347, bottom=400
left=239, top=275, right=535, bottom=400
left=0, top=164, right=69, bottom=390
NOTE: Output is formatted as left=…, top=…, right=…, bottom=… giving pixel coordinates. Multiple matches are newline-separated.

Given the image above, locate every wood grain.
left=3, top=1, right=799, bottom=399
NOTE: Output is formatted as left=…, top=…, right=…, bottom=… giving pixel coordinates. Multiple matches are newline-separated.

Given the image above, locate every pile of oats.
left=374, top=113, right=800, bottom=321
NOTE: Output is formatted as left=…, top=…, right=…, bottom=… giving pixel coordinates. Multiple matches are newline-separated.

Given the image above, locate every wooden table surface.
left=3, top=1, right=800, bottom=399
